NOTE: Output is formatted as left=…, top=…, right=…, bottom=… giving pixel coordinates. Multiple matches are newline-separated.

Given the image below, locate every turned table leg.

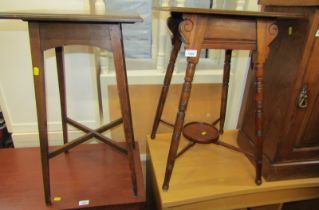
left=110, top=24, right=138, bottom=195
left=151, top=17, right=182, bottom=139
left=29, top=22, right=51, bottom=205
left=219, top=49, right=232, bottom=134
left=162, top=14, right=208, bottom=190
left=162, top=60, right=198, bottom=191
left=151, top=38, right=181, bottom=139
left=254, top=53, right=264, bottom=186
left=254, top=19, right=278, bottom=185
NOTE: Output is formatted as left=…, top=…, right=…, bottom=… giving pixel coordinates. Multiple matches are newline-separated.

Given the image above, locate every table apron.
left=31, top=22, right=113, bottom=51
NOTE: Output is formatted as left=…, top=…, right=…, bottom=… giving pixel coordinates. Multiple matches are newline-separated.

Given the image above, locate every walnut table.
left=150, top=7, right=305, bottom=191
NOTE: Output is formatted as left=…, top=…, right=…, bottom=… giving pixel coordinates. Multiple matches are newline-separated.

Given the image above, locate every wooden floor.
left=147, top=131, right=319, bottom=210
left=0, top=143, right=145, bottom=209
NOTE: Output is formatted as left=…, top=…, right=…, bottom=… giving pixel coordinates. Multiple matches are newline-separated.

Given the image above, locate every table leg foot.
left=255, top=178, right=262, bottom=185
left=162, top=184, right=169, bottom=191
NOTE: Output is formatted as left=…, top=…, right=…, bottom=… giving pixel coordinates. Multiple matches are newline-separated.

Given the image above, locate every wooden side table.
left=0, top=10, right=143, bottom=205
left=150, top=7, right=304, bottom=191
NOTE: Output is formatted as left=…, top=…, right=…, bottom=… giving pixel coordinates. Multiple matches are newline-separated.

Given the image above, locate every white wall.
left=0, top=0, right=100, bottom=147
left=0, top=1, right=88, bottom=11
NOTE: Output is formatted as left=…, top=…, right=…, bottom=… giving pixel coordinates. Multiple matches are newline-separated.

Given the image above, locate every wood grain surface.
left=154, top=7, right=305, bottom=19
left=147, top=131, right=319, bottom=210
left=259, top=0, right=319, bottom=6
left=0, top=10, right=142, bottom=23
left=0, top=144, right=145, bottom=210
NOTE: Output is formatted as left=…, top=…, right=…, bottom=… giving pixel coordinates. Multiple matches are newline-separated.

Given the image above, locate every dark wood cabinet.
left=238, top=1, right=319, bottom=181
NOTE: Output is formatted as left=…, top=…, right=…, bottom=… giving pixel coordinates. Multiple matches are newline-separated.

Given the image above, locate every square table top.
left=155, top=7, right=305, bottom=19
left=0, top=10, right=142, bottom=23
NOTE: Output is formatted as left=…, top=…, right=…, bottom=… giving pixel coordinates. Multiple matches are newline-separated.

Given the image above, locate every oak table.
left=0, top=10, right=143, bottom=205
left=150, top=7, right=305, bottom=191
left=147, top=131, right=319, bottom=210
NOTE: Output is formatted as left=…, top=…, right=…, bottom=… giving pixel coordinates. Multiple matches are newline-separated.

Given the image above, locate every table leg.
left=162, top=61, right=197, bottom=191
left=162, top=14, right=207, bottom=191
left=56, top=47, right=69, bottom=147
left=110, top=24, right=138, bottom=195
left=219, top=49, right=232, bottom=134
left=151, top=35, right=182, bottom=139
left=254, top=52, right=264, bottom=186
left=255, top=19, right=278, bottom=185
left=28, top=22, right=51, bottom=205
left=94, top=48, right=104, bottom=124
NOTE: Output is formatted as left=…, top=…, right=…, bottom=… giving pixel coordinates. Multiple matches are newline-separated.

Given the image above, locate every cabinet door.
left=298, top=96, right=319, bottom=147
left=279, top=16, right=319, bottom=161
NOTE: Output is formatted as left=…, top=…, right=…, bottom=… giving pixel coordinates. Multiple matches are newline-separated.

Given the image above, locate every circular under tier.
left=182, top=122, right=219, bottom=144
